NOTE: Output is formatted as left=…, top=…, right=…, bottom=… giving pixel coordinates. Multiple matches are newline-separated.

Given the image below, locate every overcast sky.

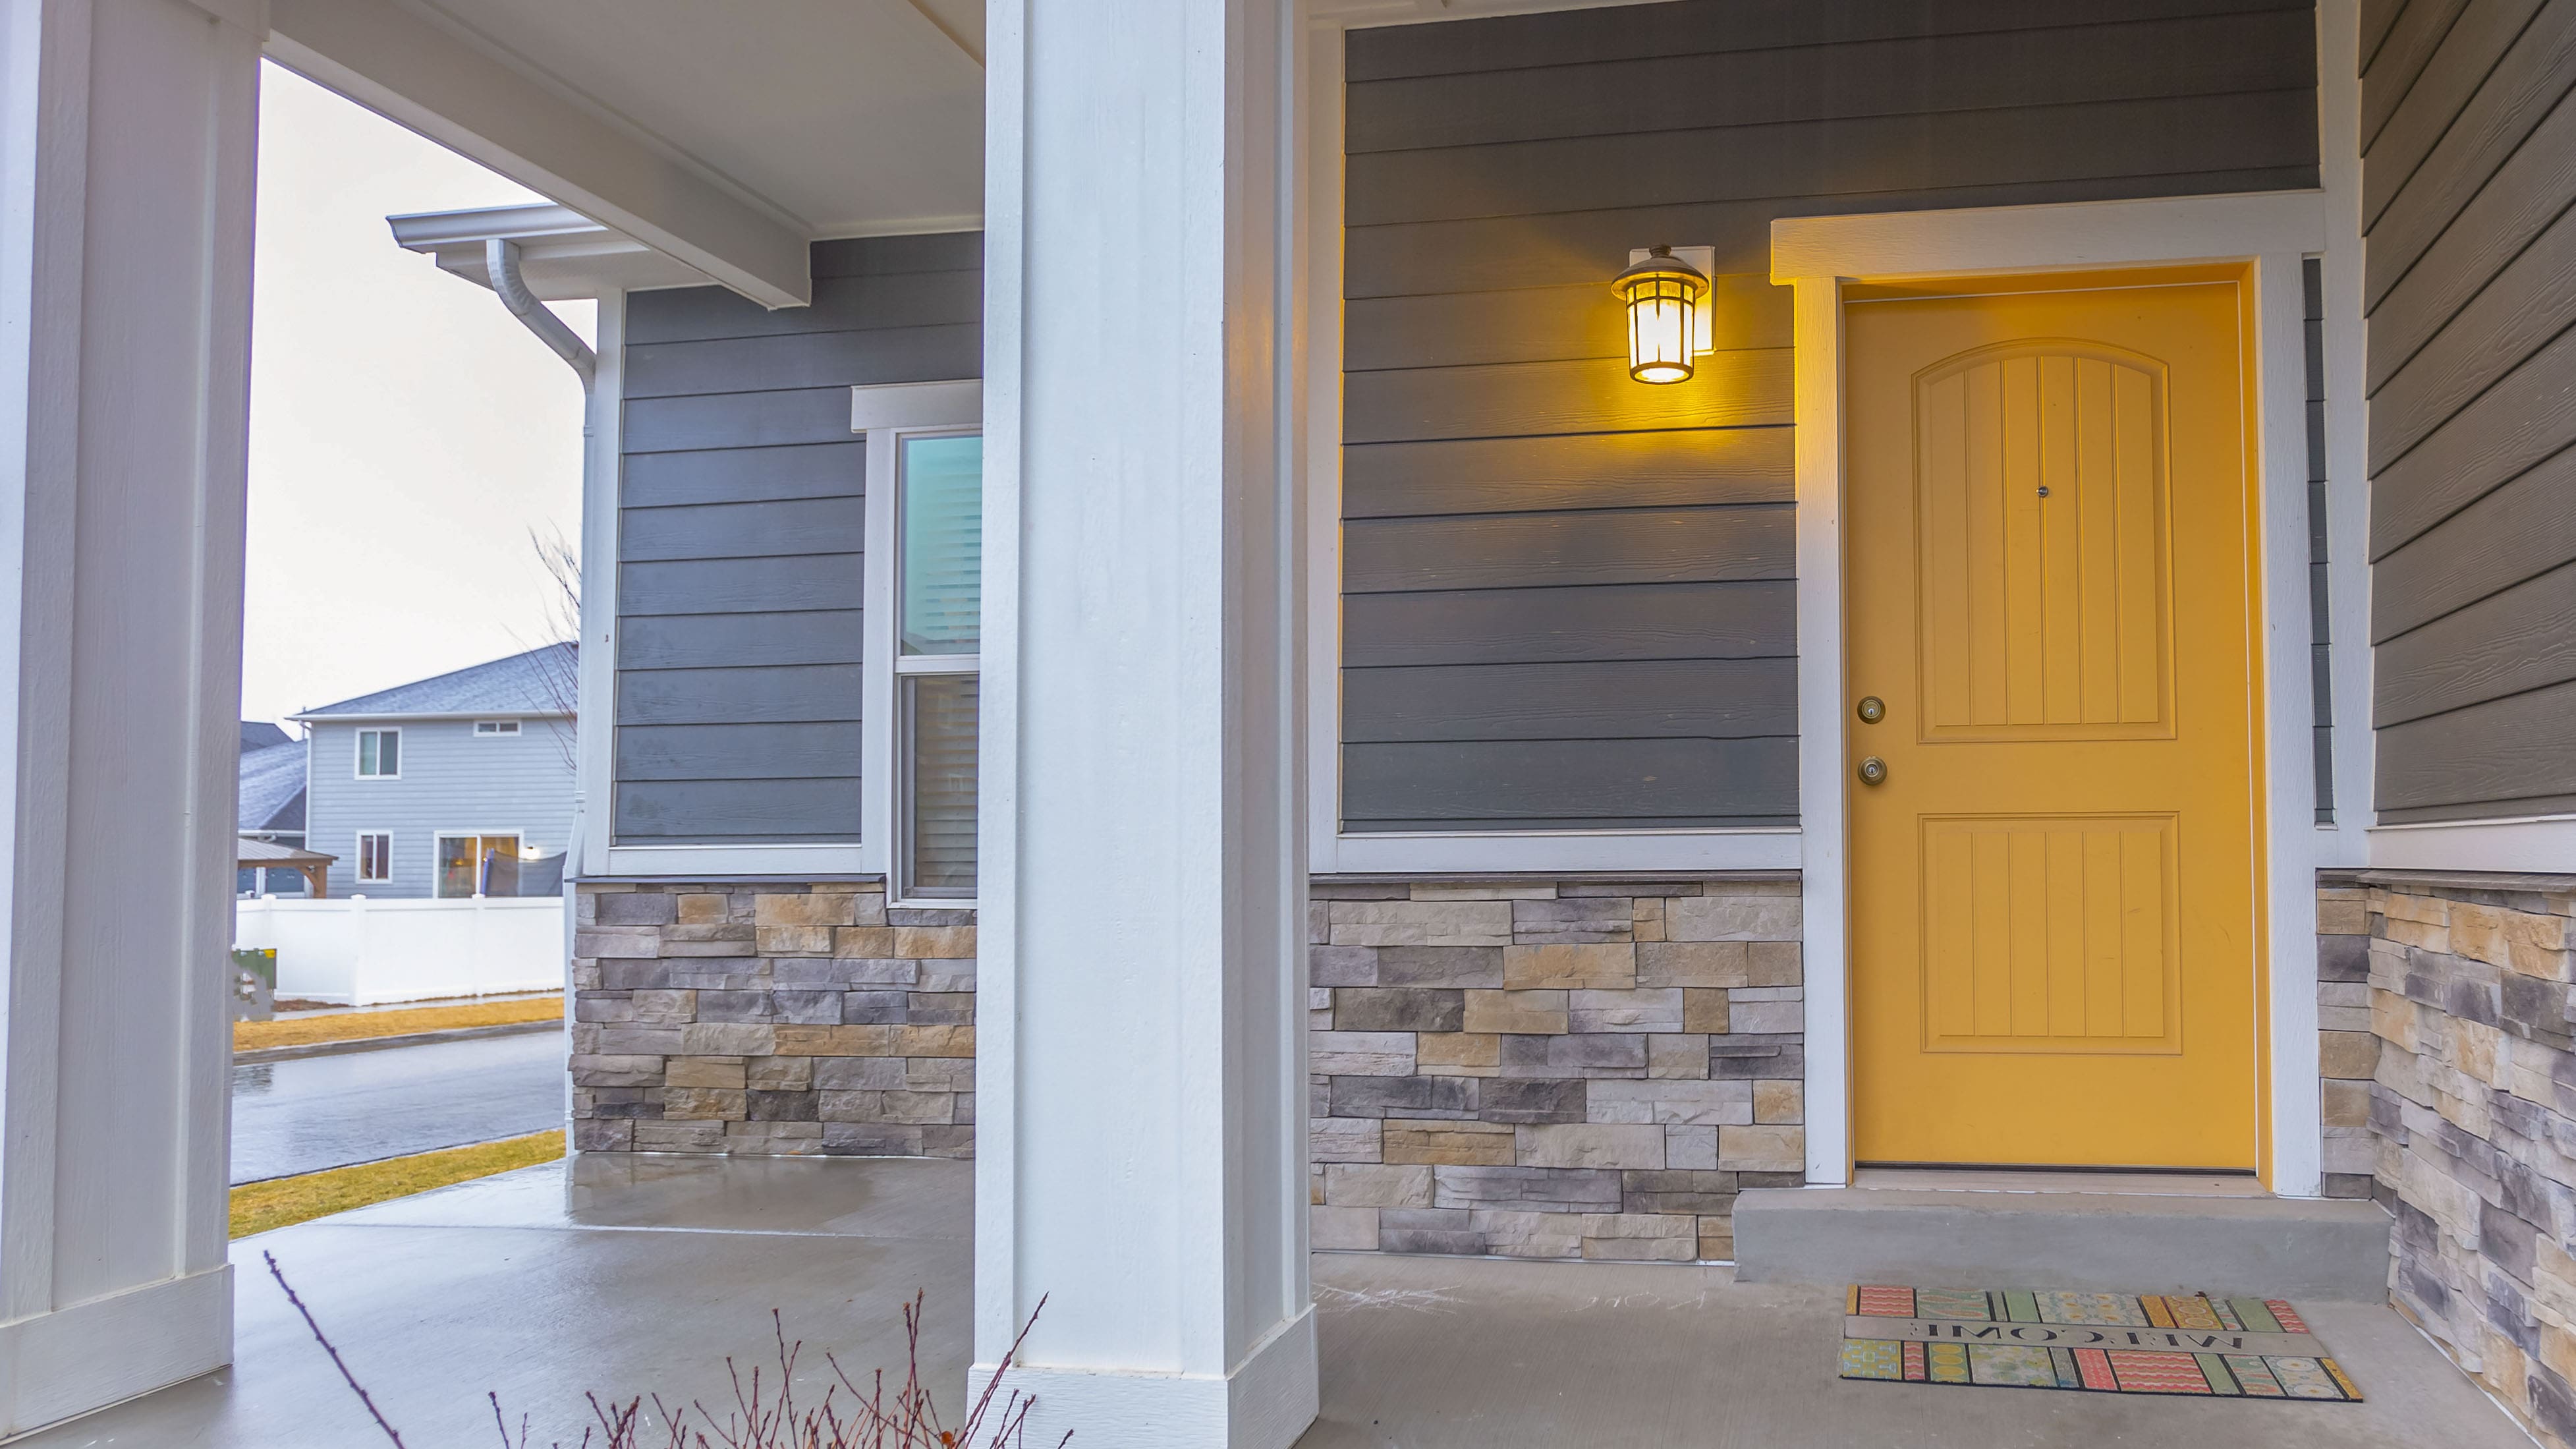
left=243, top=63, right=596, bottom=730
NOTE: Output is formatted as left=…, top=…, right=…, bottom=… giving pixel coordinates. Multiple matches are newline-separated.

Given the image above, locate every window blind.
left=905, top=674, right=978, bottom=896
left=900, top=435, right=982, bottom=656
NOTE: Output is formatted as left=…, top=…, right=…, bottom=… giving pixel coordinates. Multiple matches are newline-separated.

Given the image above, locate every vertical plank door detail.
left=1916, top=345, right=2175, bottom=741
left=1920, top=813, right=2180, bottom=1052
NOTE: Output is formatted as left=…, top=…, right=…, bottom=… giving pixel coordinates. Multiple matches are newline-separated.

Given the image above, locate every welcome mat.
left=1840, top=1286, right=2363, bottom=1400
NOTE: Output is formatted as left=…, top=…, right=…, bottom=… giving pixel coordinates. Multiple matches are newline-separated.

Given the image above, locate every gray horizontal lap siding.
left=613, top=233, right=980, bottom=845
left=1341, top=0, right=2320, bottom=833
left=2361, top=1, right=2576, bottom=822
left=302, top=719, right=576, bottom=899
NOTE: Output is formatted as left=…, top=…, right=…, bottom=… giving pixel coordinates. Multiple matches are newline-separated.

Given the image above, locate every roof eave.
left=285, top=709, right=574, bottom=725
left=387, top=202, right=718, bottom=301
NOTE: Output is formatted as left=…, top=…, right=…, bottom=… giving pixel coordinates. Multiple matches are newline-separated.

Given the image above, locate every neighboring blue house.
left=291, top=645, right=576, bottom=899
left=237, top=722, right=310, bottom=895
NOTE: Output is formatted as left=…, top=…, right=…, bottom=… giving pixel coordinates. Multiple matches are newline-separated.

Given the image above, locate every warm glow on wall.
left=1615, top=246, right=1710, bottom=384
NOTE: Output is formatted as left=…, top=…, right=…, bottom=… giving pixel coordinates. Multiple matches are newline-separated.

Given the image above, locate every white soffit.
left=387, top=204, right=714, bottom=300
left=410, top=0, right=986, bottom=240
left=273, top=0, right=984, bottom=309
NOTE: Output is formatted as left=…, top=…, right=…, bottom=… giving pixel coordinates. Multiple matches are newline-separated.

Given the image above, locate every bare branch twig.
left=264, top=1251, right=408, bottom=1448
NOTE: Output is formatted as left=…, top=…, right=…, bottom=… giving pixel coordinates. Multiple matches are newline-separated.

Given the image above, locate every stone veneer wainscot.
left=2322, top=870, right=2576, bottom=1449
left=571, top=881, right=976, bottom=1156
left=1308, top=876, right=1805, bottom=1264
left=568, top=875, right=1805, bottom=1266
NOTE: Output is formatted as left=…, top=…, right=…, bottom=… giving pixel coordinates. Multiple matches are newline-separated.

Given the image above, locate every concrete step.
left=1733, top=1184, right=2393, bottom=1302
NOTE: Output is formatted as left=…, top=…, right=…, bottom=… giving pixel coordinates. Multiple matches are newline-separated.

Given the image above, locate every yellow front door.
left=1845, top=274, right=2264, bottom=1172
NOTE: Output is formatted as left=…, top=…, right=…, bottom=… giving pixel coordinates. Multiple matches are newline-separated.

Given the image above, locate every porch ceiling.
left=270, top=0, right=984, bottom=308
left=416, top=0, right=984, bottom=235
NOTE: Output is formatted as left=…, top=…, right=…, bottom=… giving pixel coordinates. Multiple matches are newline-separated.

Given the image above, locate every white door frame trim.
left=1773, top=188, right=2332, bottom=1194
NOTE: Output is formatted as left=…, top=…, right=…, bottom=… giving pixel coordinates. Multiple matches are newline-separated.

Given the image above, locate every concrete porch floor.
left=16, top=1157, right=2533, bottom=1448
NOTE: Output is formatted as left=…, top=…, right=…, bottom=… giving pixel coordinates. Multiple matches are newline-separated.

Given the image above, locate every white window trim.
left=473, top=719, right=522, bottom=736
left=431, top=827, right=528, bottom=898
left=354, top=830, right=393, bottom=884
left=354, top=727, right=401, bottom=780
left=856, top=380, right=984, bottom=907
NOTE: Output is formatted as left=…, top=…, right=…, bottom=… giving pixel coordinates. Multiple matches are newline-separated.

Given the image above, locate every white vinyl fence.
left=234, top=894, right=567, bottom=1006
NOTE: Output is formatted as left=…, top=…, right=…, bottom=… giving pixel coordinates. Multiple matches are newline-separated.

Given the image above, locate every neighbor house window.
left=356, top=832, right=392, bottom=884
left=356, top=727, right=400, bottom=778
left=896, top=432, right=979, bottom=900
left=435, top=833, right=522, bottom=898
left=473, top=720, right=520, bottom=737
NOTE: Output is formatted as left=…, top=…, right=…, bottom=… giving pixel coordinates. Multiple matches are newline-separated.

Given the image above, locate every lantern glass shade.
left=1615, top=247, right=1709, bottom=384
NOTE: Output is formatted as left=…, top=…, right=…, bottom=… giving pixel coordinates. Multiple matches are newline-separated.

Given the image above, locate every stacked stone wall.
left=2325, top=871, right=2576, bottom=1448
left=2318, top=879, right=2379, bottom=1200
left=1306, top=876, right=1805, bottom=1263
left=570, top=881, right=976, bottom=1156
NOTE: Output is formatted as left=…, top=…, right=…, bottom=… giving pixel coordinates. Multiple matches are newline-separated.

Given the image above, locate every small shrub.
left=266, top=1253, right=1061, bottom=1449
left=488, top=1295, right=1058, bottom=1449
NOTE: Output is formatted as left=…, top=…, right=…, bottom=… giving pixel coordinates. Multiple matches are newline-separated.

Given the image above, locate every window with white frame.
left=435, top=832, right=523, bottom=898
left=895, top=432, right=980, bottom=901
left=356, top=832, right=392, bottom=883
left=356, top=727, right=400, bottom=778
left=474, top=720, right=520, bottom=737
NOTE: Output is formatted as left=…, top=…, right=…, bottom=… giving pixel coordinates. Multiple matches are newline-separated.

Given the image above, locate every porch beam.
left=975, top=1, right=1316, bottom=1444
left=265, top=0, right=812, bottom=308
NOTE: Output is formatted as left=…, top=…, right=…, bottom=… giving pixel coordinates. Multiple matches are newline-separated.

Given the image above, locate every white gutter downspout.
left=482, top=237, right=596, bottom=876
left=486, top=238, right=596, bottom=385
left=484, top=239, right=598, bottom=1067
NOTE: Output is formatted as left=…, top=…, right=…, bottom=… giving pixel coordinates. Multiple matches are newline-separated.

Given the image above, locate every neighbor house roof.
left=237, top=735, right=306, bottom=834
left=240, top=721, right=289, bottom=752
left=289, top=644, right=575, bottom=723
left=236, top=837, right=333, bottom=867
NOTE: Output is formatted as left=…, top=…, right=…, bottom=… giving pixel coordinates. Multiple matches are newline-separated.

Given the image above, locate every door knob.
left=1857, top=756, right=1888, bottom=787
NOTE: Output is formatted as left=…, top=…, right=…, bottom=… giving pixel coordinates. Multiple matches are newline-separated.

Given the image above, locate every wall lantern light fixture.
left=1615, top=244, right=1714, bottom=384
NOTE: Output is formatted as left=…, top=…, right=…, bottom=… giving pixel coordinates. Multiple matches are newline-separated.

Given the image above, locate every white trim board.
left=0, top=1265, right=231, bottom=1438
left=573, top=291, right=626, bottom=881
left=2314, top=0, right=2374, bottom=864
left=1775, top=192, right=2333, bottom=1198
left=1329, top=830, right=1799, bottom=876
left=602, top=843, right=870, bottom=879
left=2369, top=817, right=2576, bottom=875
left=1768, top=191, right=2328, bottom=283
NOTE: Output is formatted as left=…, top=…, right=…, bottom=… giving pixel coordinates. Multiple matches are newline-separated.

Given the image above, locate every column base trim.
left=0, top=1264, right=232, bottom=1439
left=974, top=1305, right=1317, bottom=1449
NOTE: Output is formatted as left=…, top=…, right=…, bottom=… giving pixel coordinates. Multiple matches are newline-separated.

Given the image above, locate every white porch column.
left=0, top=0, right=260, bottom=1431
left=976, top=1, right=1315, bottom=1446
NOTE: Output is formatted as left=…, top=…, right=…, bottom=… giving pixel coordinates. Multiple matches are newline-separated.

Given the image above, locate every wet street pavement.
left=231, top=1030, right=565, bottom=1183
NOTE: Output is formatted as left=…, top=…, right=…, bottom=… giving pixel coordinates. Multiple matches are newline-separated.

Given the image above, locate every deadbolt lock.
left=1857, top=756, right=1888, bottom=787
left=1856, top=695, right=1885, bottom=724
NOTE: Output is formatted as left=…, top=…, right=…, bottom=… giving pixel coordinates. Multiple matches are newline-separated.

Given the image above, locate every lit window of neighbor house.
left=356, top=832, right=391, bottom=883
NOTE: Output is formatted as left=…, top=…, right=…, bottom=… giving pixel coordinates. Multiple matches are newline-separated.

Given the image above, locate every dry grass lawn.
left=229, top=1129, right=565, bottom=1238
left=233, top=995, right=560, bottom=1053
